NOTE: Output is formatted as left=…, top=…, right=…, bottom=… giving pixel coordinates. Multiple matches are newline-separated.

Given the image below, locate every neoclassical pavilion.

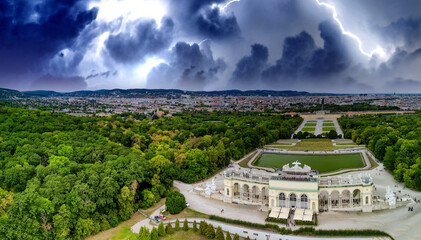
left=224, top=162, right=374, bottom=213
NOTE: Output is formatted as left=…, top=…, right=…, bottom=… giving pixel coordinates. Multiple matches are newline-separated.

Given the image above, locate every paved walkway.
left=292, top=119, right=344, bottom=138
left=164, top=218, right=377, bottom=240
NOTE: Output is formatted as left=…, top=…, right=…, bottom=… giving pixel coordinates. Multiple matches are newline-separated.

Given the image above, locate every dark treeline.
left=339, top=113, right=421, bottom=190
left=0, top=107, right=301, bottom=239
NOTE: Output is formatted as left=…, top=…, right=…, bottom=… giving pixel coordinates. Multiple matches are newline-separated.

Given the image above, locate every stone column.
left=350, top=195, right=353, bottom=207
left=328, top=195, right=332, bottom=209
left=339, top=194, right=342, bottom=208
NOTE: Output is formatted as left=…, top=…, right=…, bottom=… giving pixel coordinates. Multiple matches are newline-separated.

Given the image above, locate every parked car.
left=158, top=214, right=166, bottom=220
left=154, top=216, right=162, bottom=222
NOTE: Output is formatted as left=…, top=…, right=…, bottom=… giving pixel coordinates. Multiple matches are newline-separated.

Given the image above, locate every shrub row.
left=209, top=215, right=392, bottom=239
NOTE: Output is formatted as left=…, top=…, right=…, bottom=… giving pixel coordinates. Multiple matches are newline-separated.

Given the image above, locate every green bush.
left=151, top=227, right=159, bottom=240
left=175, top=219, right=180, bottom=231
left=233, top=234, right=239, bottom=240
left=183, top=219, right=189, bottom=231
left=166, top=191, right=186, bottom=214
left=215, top=226, right=224, bottom=240
left=165, top=223, right=174, bottom=235
left=205, top=224, right=215, bottom=239
left=138, top=226, right=150, bottom=240
left=266, top=217, right=287, bottom=224
left=193, top=220, right=198, bottom=232
left=199, top=221, right=207, bottom=235
left=225, top=232, right=232, bottom=240
left=158, top=222, right=165, bottom=237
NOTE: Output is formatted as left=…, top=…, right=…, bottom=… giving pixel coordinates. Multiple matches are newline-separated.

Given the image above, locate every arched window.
left=226, top=189, right=229, bottom=196
left=278, top=193, right=286, bottom=207
left=365, top=196, right=369, bottom=204
left=279, top=193, right=286, bottom=200
left=301, top=194, right=308, bottom=202
left=301, top=194, right=309, bottom=209
left=290, top=194, right=296, bottom=202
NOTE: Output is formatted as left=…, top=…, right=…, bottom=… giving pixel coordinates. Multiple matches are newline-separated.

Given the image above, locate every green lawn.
left=253, top=153, right=365, bottom=173
left=162, top=230, right=208, bottom=240
left=304, top=123, right=317, bottom=126
left=323, top=120, right=333, bottom=122
left=322, top=127, right=336, bottom=131
left=322, top=123, right=334, bottom=126
left=307, top=120, right=317, bottom=122
left=301, top=127, right=316, bottom=132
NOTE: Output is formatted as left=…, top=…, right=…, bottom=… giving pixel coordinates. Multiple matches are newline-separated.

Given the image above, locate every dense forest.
left=0, top=107, right=301, bottom=239
left=339, top=113, right=421, bottom=190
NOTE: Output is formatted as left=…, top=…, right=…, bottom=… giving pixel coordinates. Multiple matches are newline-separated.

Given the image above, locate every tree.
left=327, top=130, right=338, bottom=139
left=205, top=224, right=215, bottom=239
left=183, top=219, right=189, bottom=231
left=199, top=221, right=207, bottom=235
left=165, top=191, right=186, bottom=214
left=215, top=226, right=224, bottom=240
left=165, top=223, right=174, bottom=234
left=384, top=146, right=396, bottom=171
left=151, top=227, right=159, bottom=240
left=245, top=237, right=251, bottom=240
left=118, top=186, right=135, bottom=220
left=138, top=226, right=151, bottom=240
left=225, top=232, right=232, bottom=240
left=190, top=220, right=197, bottom=232
left=52, top=204, right=73, bottom=240
left=175, top=219, right=180, bottom=231
left=233, top=233, right=240, bottom=240
left=158, top=222, right=165, bottom=237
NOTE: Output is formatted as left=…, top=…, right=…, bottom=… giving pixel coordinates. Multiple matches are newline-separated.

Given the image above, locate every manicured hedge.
left=209, top=215, right=393, bottom=239
left=295, top=214, right=317, bottom=226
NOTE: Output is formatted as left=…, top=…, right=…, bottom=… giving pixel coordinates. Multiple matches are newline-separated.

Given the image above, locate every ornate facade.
left=224, top=161, right=374, bottom=213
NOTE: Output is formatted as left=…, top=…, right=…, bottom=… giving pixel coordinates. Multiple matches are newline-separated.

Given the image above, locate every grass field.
left=162, top=231, right=208, bottom=240
left=322, top=127, right=336, bottom=131
left=253, top=153, right=365, bottom=173
left=301, top=127, right=316, bottom=132
left=270, top=139, right=357, bottom=151
left=307, top=120, right=317, bottom=122
left=322, top=123, right=334, bottom=126
left=323, top=120, right=333, bottom=122
left=304, top=123, right=317, bottom=126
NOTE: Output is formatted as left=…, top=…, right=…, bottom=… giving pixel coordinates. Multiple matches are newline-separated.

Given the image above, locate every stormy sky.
left=1, top=0, right=421, bottom=93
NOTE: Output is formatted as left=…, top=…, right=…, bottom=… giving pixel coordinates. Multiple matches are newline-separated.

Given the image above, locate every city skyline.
left=1, top=0, right=421, bottom=93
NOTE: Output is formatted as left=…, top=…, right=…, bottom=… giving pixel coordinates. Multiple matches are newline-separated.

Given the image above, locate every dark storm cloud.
left=0, top=0, right=97, bottom=89
left=146, top=41, right=226, bottom=90
left=229, top=20, right=351, bottom=88
left=104, top=17, right=174, bottom=64
left=377, top=17, right=421, bottom=50
left=196, top=7, right=241, bottom=39
left=31, top=75, right=87, bottom=92
left=384, top=78, right=421, bottom=93
left=170, top=0, right=241, bottom=40
left=230, top=44, right=269, bottom=88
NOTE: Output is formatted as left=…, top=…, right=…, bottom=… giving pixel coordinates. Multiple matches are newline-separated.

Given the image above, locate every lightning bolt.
left=315, top=0, right=387, bottom=59
left=221, top=0, right=241, bottom=11
left=215, top=0, right=388, bottom=60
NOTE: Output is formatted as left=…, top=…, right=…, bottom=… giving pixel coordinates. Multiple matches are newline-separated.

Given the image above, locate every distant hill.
left=0, top=88, right=30, bottom=99
left=24, top=90, right=62, bottom=96
left=0, top=88, right=338, bottom=99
